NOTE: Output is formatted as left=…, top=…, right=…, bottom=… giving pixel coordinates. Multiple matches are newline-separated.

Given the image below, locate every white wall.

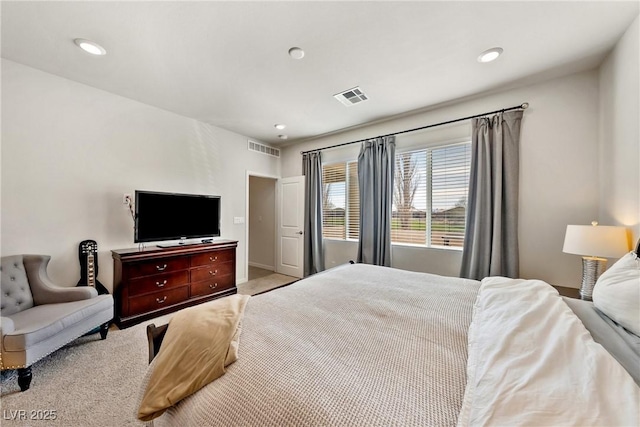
left=599, top=15, right=640, bottom=246
left=1, top=59, right=279, bottom=291
left=248, top=175, right=276, bottom=270
left=282, top=70, right=604, bottom=287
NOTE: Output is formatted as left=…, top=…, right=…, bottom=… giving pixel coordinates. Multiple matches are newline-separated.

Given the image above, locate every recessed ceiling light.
left=274, top=124, right=286, bottom=130
left=477, top=47, right=503, bottom=63
left=278, top=135, right=288, bottom=140
left=74, top=38, right=106, bottom=56
left=288, top=47, right=305, bottom=60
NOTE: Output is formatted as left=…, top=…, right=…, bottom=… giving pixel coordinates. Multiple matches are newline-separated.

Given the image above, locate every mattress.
left=149, top=263, right=480, bottom=426
left=143, top=263, right=640, bottom=426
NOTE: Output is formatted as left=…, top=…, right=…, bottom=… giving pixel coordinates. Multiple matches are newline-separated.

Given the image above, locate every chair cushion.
left=1, top=255, right=34, bottom=316
left=3, top=294, right=113, bottom=351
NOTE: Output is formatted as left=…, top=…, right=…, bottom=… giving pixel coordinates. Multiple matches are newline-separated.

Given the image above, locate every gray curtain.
left=302, top=151, right=325, bottom=276
left=460, top=110, right=523, bottom=280
left=357, top=136, right=396, bottom=266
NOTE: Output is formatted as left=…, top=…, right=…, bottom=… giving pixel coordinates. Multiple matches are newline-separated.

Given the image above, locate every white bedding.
left=458, top=277, right=640, bottom=427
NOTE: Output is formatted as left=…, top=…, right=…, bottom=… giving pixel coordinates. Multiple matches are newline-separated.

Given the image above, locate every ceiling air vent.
left=248, top=140, right=280, bottom=158
left=333, top=86, right=369, bottom=106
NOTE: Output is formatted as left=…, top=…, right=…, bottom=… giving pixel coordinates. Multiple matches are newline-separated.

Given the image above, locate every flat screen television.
left=134, top=190, right=221, bottom=243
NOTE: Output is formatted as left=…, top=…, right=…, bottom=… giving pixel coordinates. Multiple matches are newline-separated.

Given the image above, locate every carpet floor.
left=237, top=272, right=298, bottom=296
left=0, top=273, right=297, bottom=426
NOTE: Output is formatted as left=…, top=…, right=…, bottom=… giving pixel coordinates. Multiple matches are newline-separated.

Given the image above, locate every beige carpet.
left=0, top=320, right=155, bottom=426
left=238, top=272, right=298, bottom=296
left=0, top=275, right=296, bottom=427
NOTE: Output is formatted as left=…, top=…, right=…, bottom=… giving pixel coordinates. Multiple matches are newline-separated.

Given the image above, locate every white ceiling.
left=2, top=1, right=638, bottom=145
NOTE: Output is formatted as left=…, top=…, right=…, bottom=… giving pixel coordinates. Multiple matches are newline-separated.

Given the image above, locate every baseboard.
left=248, top=261, right=275, bottom=271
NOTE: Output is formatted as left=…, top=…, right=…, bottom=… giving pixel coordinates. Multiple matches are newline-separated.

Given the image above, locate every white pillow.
left=592, top=252, right=640, bottom=337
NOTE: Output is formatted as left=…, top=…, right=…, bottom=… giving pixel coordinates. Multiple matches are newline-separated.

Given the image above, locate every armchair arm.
left=0, top=317, right=15, bottom=364
left=23, top=255, right=98, bottom=305
left=1, top=316, right=15, bottom=336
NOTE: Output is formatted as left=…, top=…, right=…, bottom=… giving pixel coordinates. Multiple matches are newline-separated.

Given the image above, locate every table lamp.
left=562, top=221, right=628, bottom=300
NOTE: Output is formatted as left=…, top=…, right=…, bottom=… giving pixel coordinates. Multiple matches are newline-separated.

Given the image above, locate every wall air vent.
left=248, top=140, right=280, bottom=158
left=333, top=86, right=369, bottom=106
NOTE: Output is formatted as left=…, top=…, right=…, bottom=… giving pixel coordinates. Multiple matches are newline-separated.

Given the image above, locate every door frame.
left=245, top=171, right=279, bottom=284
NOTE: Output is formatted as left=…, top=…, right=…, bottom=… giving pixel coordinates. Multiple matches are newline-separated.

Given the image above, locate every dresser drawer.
left=128, top=270, right=189, bottom=297
left=190, top=275, right=235, bottom=298
left=128, top=286, right=189, bottom=316
left=191, top=249, right=235, bottom=267
left=127, top=256, right=189, bottom=279
left=191, top=262, right=234, bottom=282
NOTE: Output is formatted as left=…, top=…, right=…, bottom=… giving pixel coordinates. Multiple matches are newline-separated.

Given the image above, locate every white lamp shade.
left=563, top=225, right=628, bottom=258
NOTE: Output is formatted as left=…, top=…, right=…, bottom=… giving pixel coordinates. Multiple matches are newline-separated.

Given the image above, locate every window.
left=321, top=140, right=471, bottom=249
left=322, top=162, right=359, bottom=239
left=392, top=142, right=471, bottom=248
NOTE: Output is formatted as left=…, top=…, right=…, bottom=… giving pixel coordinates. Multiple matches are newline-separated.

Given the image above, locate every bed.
left=140, top=245, right=640, bottom=426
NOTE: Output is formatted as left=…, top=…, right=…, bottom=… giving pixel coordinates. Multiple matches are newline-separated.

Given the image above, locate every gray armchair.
left=1, top=254, right=113, bottom=391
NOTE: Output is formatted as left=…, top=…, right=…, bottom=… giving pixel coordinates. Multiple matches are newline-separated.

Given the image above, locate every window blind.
left=322, top=141, right=470, bottom=249
left=392, top=142, right=471, bottom=248
left=347, top=162, right=360, bottom=240
left=322, top=161, right=359, bottom=240
left=430, top=143, right=470, bottom=247
left=392, top=150, right=427, bottom=245
left=322, top=163, right=347, bottom=239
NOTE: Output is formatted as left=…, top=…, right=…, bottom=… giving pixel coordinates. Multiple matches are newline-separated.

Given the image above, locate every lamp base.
left=580, top=256, right=607, bottom=301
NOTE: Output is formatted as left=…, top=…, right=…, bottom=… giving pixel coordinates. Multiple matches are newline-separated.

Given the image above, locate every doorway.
left=247, top=175, right=278, bottom=280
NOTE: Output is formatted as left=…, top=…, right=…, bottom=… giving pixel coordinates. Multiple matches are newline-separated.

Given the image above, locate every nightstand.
left=551, top=285, right=581, bottom=299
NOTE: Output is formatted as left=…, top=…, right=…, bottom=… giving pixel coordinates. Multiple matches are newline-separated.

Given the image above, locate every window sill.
left=391, top=242, right=463, bottom=252
left=323, top=237, right=358, bottom=243
left=322, top=238, right=463, bottom=252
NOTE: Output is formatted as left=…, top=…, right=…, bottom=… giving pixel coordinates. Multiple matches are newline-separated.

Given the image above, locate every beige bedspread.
left=149, top=263, right=479, bottom=426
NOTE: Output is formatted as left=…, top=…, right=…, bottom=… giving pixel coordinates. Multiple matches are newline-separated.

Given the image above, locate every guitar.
left=77, top=240, right=109, bottom=295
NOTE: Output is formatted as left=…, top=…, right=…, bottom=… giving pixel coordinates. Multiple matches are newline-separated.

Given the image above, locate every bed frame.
left=146, top=323, right=168, bottom=363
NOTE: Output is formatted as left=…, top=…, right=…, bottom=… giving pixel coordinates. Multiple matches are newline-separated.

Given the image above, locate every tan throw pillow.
left=138, top=294, right=250, bottom=421
left=592, top=252, right=640, bottom=337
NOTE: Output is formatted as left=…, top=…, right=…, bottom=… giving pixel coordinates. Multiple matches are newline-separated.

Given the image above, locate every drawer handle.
left=209, top=270, right=218, bottom=276
left=209, top=256, right=218, bottom=262
left=156, top=280, right=167, bottom=288
left=209, top=283, right=218, bottom=289
left=156, top=264, right=168, bottom=271
left=156, top=296, right=167, bottom=304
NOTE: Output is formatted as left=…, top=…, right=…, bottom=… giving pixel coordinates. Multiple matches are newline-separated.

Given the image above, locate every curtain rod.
left=300, top=102, right=529, bottom=155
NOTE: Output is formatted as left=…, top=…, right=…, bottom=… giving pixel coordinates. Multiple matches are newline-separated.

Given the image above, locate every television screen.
left=134, top=190, right=221, bottom=243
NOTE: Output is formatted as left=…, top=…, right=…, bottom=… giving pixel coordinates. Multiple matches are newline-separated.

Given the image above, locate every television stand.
left=112, top=240, right=237, bottom=328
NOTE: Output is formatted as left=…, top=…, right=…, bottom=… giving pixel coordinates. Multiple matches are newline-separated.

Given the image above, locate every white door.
left=276, top=176, right=305, bottom=278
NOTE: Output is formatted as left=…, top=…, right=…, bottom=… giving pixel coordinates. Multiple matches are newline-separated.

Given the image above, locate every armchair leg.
left=99, top=322, right=109, bottom=340
left=17, top=367, right=32, bottom=391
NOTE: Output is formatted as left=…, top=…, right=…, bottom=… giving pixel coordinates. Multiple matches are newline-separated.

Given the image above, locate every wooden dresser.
left=112, top=240, right=237, bottom=328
